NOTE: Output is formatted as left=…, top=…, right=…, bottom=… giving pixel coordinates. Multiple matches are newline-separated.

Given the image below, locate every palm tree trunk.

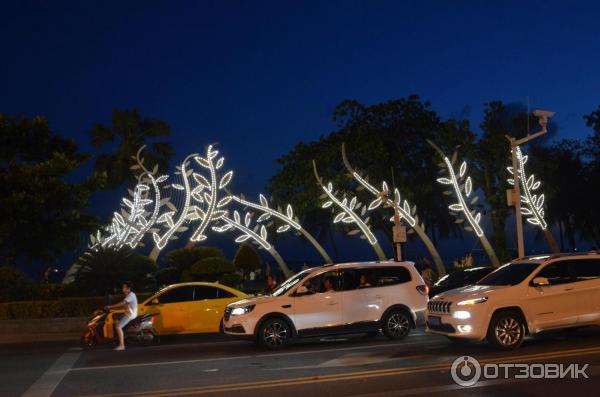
left=480, top=235, right=501, bottom=267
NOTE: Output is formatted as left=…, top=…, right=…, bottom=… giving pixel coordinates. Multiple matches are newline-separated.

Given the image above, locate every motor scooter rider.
left=104, top=281, right=138, bottom=351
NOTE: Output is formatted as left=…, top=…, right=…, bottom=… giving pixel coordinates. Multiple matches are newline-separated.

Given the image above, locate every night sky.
left=3, top=1, right=600, bottom=267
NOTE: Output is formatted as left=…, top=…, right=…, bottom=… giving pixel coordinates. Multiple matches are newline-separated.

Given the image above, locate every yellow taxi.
left=137, top=282, right=248, bottom=335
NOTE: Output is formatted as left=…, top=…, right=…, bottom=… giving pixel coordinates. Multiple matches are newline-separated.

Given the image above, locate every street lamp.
left=506, top=109, right=554, bottom=258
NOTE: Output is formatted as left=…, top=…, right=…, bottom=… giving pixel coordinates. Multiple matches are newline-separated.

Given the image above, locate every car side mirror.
left=295, top=285, right=313, bottom=296
left=532, top=277, right=550, bottom=287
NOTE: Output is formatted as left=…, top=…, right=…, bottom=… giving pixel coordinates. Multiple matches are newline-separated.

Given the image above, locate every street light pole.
left=506, top=109, right=554, bottom=259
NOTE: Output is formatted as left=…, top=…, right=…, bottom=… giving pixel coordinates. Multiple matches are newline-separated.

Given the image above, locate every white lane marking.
left=22, top=351, right=81, bottom=397
left=71, top=339, right=440, bottom=372
left=271, top=353, right=428, bottom=371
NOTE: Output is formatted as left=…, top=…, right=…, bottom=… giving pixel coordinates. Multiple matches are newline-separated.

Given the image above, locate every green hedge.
left=0, top=293, right=153, bottom=320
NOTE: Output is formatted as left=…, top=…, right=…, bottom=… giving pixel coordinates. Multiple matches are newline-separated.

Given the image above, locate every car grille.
left=427, top=300, right=452, bottom=314
left=223, top=307, right=232, bottom=321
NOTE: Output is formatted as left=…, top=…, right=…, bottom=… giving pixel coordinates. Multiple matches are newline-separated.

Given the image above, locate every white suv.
left=426, top=253, right=600, bottom=349
left=223, top=261, right=428, bottom=349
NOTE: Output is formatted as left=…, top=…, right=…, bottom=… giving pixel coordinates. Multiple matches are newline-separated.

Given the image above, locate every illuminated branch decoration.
left=507, top=146, right=559, bottom=253
left=507, top=147, right=546, bottom=229
left=90, top=146, right=169, bottom=251
left=312, top=160, right=386, bottom=261
left=429, top=141, right=500, bottom=267
left=341, top=143, right=445, bottom=275
left=151, top=145, right=232, bottom=254
left=213, top=210, right=292, bottom=277
left=229, top=193, right=333, bottom=264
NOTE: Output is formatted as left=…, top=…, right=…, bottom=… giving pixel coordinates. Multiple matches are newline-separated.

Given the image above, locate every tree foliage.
left=232, top=243, right=262, bottom=278
left=73, top=246, right=158, bottom=295
left=89, top=108, right=174, bottom=189
left=0, top=115, right=105, bottom=265
left=268, top=96, right=475, bottom=258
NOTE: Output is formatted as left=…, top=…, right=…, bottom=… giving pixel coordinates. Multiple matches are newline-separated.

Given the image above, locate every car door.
left=188, top=285, right=237, bottom=333
left=570, top=259, right=600, bottom=324
left=292, top=270, right=343, bottom=334
left=527, top=260, right=578, bottom=330
left=153, top=286, right=195, bottom=334
left=189, top=285, right=223, bottom=332
left=343, top=268, right=384, bottom=325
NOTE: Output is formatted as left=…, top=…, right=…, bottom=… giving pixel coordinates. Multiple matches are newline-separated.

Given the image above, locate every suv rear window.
left=355, top=266, right=411, bottom=288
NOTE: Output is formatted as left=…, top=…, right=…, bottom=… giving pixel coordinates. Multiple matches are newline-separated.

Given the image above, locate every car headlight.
left=457, top=297, right=488, bottom=306
left=453, top=310, right=471, bottom=319
left=231, top=305, right=255, bottom=316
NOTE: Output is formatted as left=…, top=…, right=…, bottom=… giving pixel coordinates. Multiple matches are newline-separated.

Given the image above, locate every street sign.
left=393, top=225, right=407, bottom=243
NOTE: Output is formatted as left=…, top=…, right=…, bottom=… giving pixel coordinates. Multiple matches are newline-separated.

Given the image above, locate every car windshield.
left=270, top=270, right=312, bottom=296
left=476, top=262, right=541, bottom=286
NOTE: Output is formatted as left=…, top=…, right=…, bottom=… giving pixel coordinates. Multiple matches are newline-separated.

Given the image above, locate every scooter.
left=81, top=308, right=160, bottom=350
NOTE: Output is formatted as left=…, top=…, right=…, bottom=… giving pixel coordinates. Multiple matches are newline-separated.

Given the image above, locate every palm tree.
left=90, top=108, right=174, bottom=189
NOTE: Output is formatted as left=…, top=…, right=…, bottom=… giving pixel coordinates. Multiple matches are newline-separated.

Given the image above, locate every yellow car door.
left=188, top=285, right=223, bottom=333
left=152, top=285, right=195, bottom=334
left=188, top=285, right=244, bottom=332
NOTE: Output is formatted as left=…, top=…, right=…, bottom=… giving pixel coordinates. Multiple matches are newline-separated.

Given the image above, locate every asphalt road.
left=3, top=327, right=600, bottom=397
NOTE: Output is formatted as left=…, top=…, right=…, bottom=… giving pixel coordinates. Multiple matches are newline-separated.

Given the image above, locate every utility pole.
left=506, top=109, right=554, bottom=258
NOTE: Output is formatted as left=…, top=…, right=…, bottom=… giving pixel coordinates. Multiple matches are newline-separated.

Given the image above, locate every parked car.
left=425, top=253, right=600, bottom=349
left=223, top=261, right=429, bottom=349
left=135, top=282, right=248, bottom=335
left=429, top=267, right=494, bottom=297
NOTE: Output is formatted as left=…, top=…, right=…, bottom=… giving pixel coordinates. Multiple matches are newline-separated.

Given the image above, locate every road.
left=2, top=327, right=599, bottom=397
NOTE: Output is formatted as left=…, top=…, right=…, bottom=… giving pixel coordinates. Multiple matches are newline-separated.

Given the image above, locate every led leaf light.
left=312, top=160, right=386, bottom=261
left=507, top=147, right=548, bottom=229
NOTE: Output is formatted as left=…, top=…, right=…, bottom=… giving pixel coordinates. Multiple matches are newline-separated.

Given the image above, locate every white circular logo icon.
left=451, top=356, right=481, bottom=387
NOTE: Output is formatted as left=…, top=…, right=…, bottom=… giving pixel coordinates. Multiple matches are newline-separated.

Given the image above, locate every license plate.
left=428, top=316, right=441, bottom=327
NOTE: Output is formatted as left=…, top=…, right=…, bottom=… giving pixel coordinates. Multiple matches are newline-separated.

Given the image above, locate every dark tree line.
left=268, top=97, right=600, bottom=261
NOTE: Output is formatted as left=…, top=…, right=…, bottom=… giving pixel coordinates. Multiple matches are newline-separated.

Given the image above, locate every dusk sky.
left=3, top=1, right=600, bottom=265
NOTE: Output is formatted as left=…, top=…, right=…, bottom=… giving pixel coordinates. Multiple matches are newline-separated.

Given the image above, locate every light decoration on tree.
left=507, top=146, right=547, bottom=229
left=321, top=181, right=378, bottom=245
left=340, top=143, right=445, bottom=275
left=152, top=145, right=232, bottom=251
left=231, top=194, right=301, bottom=233
left=351, top=173, right=416, bottom=227
left=429, top=140, right=500, bottom=267
left=313, top=160, right=386, bottom=260
left=436, top=157, right=484, bottom=237
left=90, top=146, right=170, bottom=250
left=228, top=193, right=334, bottom=264
left=212, top=209, right=292, bottom=277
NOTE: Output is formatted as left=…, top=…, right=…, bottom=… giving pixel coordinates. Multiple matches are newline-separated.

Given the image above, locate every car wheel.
left=487, top=311, right=525, bottom=350
left=382, top=309, right=411, bottom=340
left=258, top=318, right=291, bottom=349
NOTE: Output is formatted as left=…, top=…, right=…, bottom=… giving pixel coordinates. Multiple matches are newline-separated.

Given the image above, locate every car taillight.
left=416, top=285, right=428, bottom=296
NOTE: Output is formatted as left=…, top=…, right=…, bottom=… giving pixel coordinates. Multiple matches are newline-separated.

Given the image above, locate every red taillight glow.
left=416, top=285, right=428, bottom=296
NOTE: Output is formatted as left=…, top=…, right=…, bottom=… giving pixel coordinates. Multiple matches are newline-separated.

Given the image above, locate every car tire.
left=257, top=318, right=291, bottom=350
left=487, top=310, right=526, bottom=350
left=382, top=309, right=411, bottom=340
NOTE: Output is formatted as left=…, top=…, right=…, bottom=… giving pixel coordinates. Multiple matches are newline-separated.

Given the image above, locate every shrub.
left=72, top=246, right=157, bottom=295
left=0, top=293, right=154, bottom=320
left=219, top=273, right=243, bottom=289
left=190, top=257, right=235, bottom=282
left=233, top=243, right=262, bottom=280
left=0, top=266, right=32, bottom=302
left=155, top=266, right=179, bottom=287
left=163, top=246, right=225, bottom=278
